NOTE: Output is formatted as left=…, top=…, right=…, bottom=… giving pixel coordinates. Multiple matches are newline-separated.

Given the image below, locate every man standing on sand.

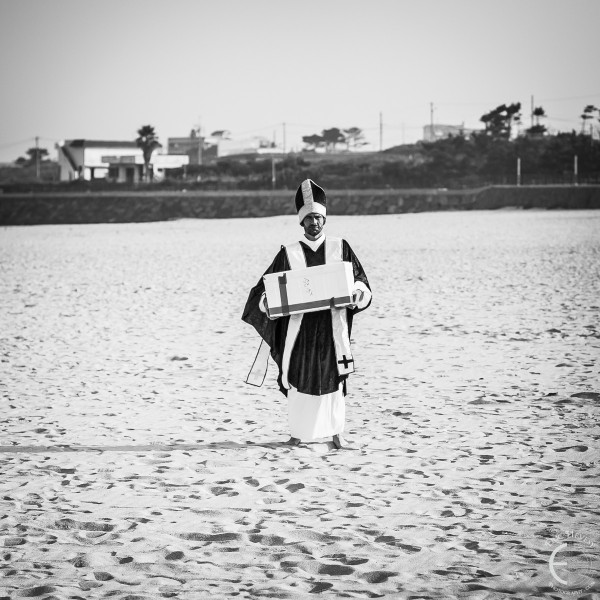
left=242, top=179, right=372, bottom=449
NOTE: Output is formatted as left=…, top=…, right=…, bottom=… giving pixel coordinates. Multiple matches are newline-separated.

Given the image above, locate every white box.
left=263, top=262, right=355, bottom=318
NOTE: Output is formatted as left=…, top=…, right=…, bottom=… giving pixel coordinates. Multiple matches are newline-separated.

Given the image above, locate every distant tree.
left=15, top=147, right=49, bottom=167
left=533, top=106, right=546, bottom=126
left=321, top=127, right=346, bottom=152
left=302, top=133, right=325, bottom=151
left=343, top=127, right=366, bottom=150
left=580, top=105, right=598, bottom=135
left=302, top=127, right=351, bottom=152
left=480, top=103, right=522, bottom=139
left=525, top=124, right=547, bottom=137
left=525, top=106, right=547, bottom=137
left=136, top=125, right=161, bottom=182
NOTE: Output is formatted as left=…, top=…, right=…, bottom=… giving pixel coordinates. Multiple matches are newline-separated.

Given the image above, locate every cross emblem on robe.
left=338, top=355, right=354, bottom=369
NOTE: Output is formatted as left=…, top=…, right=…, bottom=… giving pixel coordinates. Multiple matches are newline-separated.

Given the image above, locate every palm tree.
left=136, top=125, right=161, bottom=182
left=480, top=103, right=521, bottom=139
left=525, top=106, right=548, bottom=137
left=580, top=105, right=598, bottom=135
left=533, top=106, right=546, bottom=126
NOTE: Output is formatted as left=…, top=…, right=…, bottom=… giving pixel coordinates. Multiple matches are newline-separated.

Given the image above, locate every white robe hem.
left=287, top=385, right=345, bottom=441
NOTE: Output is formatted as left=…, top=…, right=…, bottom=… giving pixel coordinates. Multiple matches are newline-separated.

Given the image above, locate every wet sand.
left=1, top=210, right=599, bottom=598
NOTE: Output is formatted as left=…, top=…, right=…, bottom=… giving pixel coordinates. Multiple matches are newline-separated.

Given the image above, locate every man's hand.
left=261, top=295, right=279, bottom=320
left=348, top=288, right=364, bottom=309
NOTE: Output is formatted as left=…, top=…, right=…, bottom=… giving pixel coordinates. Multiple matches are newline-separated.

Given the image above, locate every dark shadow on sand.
left=0, top=440, right=322, bottom=454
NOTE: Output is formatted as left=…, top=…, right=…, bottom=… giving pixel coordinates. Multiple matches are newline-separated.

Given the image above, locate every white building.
left=422, top=124, right=478, bottom=142
left=199, top=132, right=282, bottom=158
left=57, top=139, right=188, bottom=182
left=217, top=136, right=278, bottom=157
left=102, top=153, right=189, bottom=183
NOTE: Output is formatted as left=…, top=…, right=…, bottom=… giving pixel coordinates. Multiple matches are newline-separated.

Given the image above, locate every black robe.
left=242, top=238, right=371, bottom=397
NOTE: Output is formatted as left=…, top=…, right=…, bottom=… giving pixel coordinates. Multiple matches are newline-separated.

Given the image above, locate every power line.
left=0, top=136, right=61, bottom=150
left=229, top=124, right=282, bottom=136
left=538, top=93, right=600, bottom=103
left=0, top=138, right=35, bottom=149
left=546, top=116, right=582, bottom=123
left=430, top=93, right=600, bottom=107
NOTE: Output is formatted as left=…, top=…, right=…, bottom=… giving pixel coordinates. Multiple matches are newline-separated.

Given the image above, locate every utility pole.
left=517, top=157, right=521, bottom=186
left=198, top=123, right=202, bottom=167
left=271, top=156, right=276, bottom=189
left=35, top=136, right=40, bottom=179
left=379, top=112, right=383, bottom=151
left=530, top=95, right=534, bottom=129
left=282, top=122, right=286, bottom=154
left=430, top=102, right=435, bottom=141
left=195, top=117, right=203, bottom=166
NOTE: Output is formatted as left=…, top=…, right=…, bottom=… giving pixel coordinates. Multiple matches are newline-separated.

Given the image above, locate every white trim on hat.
left=298, top=199, right=326, bottom=223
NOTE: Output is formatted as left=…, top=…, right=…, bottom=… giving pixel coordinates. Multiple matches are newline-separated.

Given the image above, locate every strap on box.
left=278, top=273, right=289, bottom=316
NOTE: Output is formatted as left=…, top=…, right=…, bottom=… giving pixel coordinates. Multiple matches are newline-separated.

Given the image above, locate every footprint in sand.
left=79, top=581, right=103, bottom=590
left=13, top=585, right=57, bottom=597
left=554, top=444, right=588, bottom=453
left=286, top=483, right=305, bottom=493
left=296, top=560, right=355, bottom=576
left=374, top=536, right=421, bottom=554
left=69, top=554, right=89, bottom=568
left=261, top=497, right=286, bottom=504
left=179, top=532, right=243, bottom=543
left=53, top=519, right=115, bottom=532
left=248, top=534, right=287, bottom=546
left=322, top=553, right=369, bottom=566
left=360, top=571, right=398, bottom=583
left=289, top=530, right=341, bottom=544
left=258, top=484, right=279, bottom=492
left=570, top=392, right=600, bottom=400
left=210, top=486, right=239, bottom=497
left=159, top=585, right=182, bottom=598
left=3, top=537, right=26, bottom=547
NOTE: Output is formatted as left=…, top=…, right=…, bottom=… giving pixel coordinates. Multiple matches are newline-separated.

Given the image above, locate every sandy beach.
left=1, top=210, right=599, bottom=599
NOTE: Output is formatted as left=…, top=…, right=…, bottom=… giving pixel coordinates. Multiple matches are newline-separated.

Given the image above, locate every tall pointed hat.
left=295, top=179, right=327, bottom=223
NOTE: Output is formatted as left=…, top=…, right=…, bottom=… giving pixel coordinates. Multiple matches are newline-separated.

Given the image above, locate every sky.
left=0, top=0, right=599, bottom=163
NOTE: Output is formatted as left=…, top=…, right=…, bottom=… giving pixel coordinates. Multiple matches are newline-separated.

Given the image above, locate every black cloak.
left=242, top=238, right=371, bottom=397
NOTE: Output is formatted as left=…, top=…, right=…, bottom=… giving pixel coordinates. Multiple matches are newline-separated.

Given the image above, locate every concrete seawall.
left=1, top=185, right=599, bottom=225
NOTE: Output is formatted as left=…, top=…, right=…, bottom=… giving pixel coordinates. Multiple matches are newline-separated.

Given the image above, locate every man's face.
left=301, top=213, right=326, bottom=238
